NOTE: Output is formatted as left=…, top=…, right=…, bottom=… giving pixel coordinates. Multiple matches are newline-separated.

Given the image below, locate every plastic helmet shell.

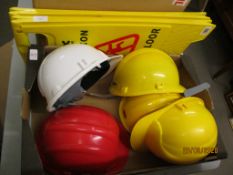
left=38, top=44, right=109, bottom=112
left=130, top=97, right=218, bottom=164
left=119, top=93, right=181, bottom=132
left=110, top=48, right=185, bottom=96
left=37, top=105, right=129, bottom=174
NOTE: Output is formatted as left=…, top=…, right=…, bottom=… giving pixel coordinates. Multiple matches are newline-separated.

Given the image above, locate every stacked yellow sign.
left=10, top=7, right=215, bottom=61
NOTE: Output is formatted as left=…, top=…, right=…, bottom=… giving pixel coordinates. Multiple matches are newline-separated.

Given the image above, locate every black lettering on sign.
left=144, top=28, right=160, bottom=48
left=80, top=30, right=88, bottom=44
left=62, top=40, right=74, bottom=45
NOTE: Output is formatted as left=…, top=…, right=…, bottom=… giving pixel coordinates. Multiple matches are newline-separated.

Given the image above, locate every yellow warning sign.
left=9, top=7, right=215, bottom=61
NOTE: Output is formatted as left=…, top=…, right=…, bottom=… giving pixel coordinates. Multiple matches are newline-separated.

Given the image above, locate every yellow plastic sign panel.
left=12, top=22, right=215, bottom=60
left=10, top=7, right=207, bottom=19
left=9, top=8, right=215, bottom=60
left=10, top=15, right=212, bottom=24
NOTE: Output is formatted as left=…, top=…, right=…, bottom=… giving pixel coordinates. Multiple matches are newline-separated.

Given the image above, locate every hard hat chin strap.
left=54, top=85, right=115, bottom=110
left=86, top=92, right=115, bottom=99
left=184, top=82, right=210, bottom=97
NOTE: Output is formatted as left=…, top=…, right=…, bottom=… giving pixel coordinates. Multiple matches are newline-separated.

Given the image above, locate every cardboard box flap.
left=33, top=0, right=190, bottom=12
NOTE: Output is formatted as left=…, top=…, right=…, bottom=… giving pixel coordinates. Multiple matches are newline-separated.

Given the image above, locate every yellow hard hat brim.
left=119, top=93, right=182, bottom=132
left=119, top=98, right=130, bottom=132
left=111, top=84, right=186, bottom=97
left=174, top=84, right=186, bottom=93
left=130, top=111, right=163, bottom=152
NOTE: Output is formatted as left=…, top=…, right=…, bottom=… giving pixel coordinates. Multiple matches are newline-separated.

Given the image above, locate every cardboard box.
left=20, top=50, right=225, bottom=174
left=16, top=1, right=221, bottom=173
left=2, top=0, right=224, bottom=174
left=33, top=0, right=191, bottom=12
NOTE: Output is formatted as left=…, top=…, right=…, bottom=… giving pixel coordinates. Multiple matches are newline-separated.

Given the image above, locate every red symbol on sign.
left=173, top=0, right=188, bottom=6
left=95, top=34, right=139, bottom=55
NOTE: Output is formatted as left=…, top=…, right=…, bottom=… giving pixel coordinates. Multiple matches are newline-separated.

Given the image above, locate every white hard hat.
left=38, top=44, right=110, bottom=112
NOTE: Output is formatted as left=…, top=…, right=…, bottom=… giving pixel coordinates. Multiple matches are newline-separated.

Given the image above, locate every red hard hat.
left=36, top=105, right=129, bottom=175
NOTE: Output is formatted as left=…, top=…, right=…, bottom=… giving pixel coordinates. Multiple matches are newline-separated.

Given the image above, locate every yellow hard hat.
left=119, top=93, right=181, bottom=132
left=130, top=97, right=218, bottom=164
left=110, top=48, right=185, bottom=96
